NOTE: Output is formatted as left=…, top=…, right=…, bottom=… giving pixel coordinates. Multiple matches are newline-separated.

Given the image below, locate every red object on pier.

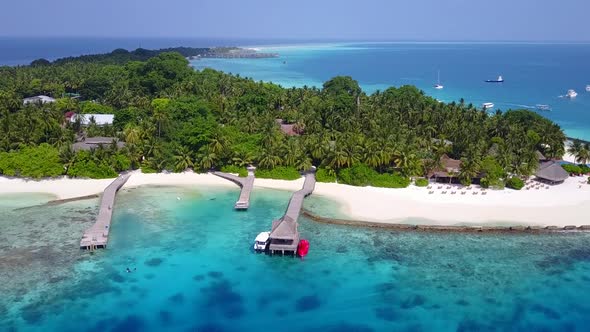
left=297, top=239, right=309, bottom=258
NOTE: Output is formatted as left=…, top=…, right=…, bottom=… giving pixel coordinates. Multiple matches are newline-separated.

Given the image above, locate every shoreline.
left=1, top=170, right=589, bottom=227
left=302, top=209, right=590, bottom=233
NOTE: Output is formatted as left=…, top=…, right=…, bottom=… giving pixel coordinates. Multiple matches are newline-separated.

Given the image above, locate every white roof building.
left=23, top=95, right=56, bottom=105
left=70, top=113, right=115, bottom=126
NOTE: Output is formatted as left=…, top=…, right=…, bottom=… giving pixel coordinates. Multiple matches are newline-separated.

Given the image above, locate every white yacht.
left=434, top=70, right=444, bottom=89
left=482, top=102, right=495, bottom=110
left=485, top=75, right=504, bottom=83
left=586, top=85, right=590, bottom=92
left=253, top=231, right=270, bottom=251
left=566, top=89, right=578, bottom=98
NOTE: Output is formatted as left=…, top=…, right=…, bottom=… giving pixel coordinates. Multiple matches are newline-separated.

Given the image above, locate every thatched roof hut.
left=428, top=154, right=462, bottom=178
left=535, top=161, right=568, bottom=184
left=268, top=217, right=299, bottom=252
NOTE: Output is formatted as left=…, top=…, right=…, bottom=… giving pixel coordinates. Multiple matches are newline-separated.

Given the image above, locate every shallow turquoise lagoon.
left=1, top=186, right=590, bottom=331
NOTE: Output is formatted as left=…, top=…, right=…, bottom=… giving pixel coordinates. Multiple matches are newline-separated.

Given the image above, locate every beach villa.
left=23, top=95, right=56, bottom=105
left=535, top=161, right=569, bottom=184
left=72, top=137, right=125, bottom=152
left=69, top=113, right=115, bottom=126
left=428, top=154, right=475, bottom=183
left=268, top=216, right=300, bottom=255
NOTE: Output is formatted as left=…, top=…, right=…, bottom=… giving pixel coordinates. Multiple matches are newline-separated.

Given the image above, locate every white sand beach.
left=1, top=170, right=589, bottom=227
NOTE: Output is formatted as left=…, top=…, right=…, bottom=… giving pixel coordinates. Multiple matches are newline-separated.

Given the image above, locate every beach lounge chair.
left=429, top=191, right=434, bottom=194
left=427, top=186, right=432, bottom=189
left=442, top=191, right=447, bottom=194
left=451, top=191, right=456, bottom=194
left=472, top=192, right=478, bottom=195
left=482, top=192, right=487, bottom=195
left=438, top=186, right=443, bottom=189
left=461, top=191, right=466, bottom=195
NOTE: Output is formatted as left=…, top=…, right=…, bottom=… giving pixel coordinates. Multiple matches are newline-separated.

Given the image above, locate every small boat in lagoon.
left=297, top=239, right=309, bottom=258
left=586, top=85, right=590, bottom=92
left=485, top=75, right=504, bottom=83
left=253, top=231, right=270, bottom=251
left=434, top=70, right=444, bottom=89
left=535, top=104, right=551, bottom=111
left=565, top=89, right=578, bottom=98
left=482, top=102, right=495, bottom=110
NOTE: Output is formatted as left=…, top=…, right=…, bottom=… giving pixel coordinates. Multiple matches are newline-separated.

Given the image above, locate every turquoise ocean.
left=1, top=186, right=590, bottom=331
left=192, top=42, right=590, bottom=141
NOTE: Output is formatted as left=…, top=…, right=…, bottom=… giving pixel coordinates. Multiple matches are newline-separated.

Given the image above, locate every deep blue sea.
left=1, top=186, right=590, bottom=331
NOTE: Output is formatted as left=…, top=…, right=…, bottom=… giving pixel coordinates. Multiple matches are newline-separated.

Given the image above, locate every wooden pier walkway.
left=269, top=169, right=316, bottom=255
left=80, top=174, right=131, bottom=250
left=212, top=166, right=255, bottom=210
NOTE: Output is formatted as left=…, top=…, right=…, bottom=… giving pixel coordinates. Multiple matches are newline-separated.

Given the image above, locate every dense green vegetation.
left=505, top=177, right=525, bottom=190
left=562, top=164, right=590, bottom=175
left=415, top=178, right=429, bottom=187
left=0, top=48, right=567, bottom=183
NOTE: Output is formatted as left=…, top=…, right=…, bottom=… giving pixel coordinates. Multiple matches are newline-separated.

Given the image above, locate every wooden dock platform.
left=80, top=174, right=131, bottom=250
left=212, top=166, right=255, bottom=210
left=269, top=169, right=316, bottom=255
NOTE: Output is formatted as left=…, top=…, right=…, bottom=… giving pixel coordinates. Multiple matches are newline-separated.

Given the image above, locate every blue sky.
left=0, top=0, right=588, bottom=41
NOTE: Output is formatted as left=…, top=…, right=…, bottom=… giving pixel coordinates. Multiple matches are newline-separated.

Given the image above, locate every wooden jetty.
left=80, top=174, right=131, bottom=250
left=269, top=169, right=316, bottom=255
left=212, top=166, right=255, bottom=210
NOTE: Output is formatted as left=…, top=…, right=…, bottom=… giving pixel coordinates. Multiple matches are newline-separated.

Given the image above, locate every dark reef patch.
left=208, top=271, right=224, bottom=279
left=21, top=302, right=44, bottom=325
left=159, top=310, right=172, bottom=325
left=295, top=295, right=321, bottom=312
left=110, top=315, right=144, bottom=332
left=168, top=293, right=185, bottom=304
left=456, top=299, right=470, bottom=306
left=144, top=273, right=155, bottom=280
left=531, top=304, right=561, bottom=320
left=144, top=257, right=164, bottom=267
left=400, top=294, right=426, bottom=309
left=375, top=307, right=398, bottom=321
left=275, top=308, right=288, bottom=317
left=375, top=282, right=396, bottom=293
left=193, top=274, right=205, bottom=281
left=189, top=323, right=226, bottom=332
left=309, top=323, right=374, bottom=332
left=456, top=318, right=496, bottom=332
left=109, top=272, right=125, bottom=283
left=336, top=245, right=348, bottom=254
left=200, top=279, right=245, bottom=319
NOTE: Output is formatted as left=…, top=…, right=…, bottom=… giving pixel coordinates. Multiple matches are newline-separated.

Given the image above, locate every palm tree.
left=258, top=149, right=281, bottom=169
left=59, top=145, right=75, bottom=174
left=124, top=124, right=141, bottom=145
left=174, top=146, right=193, bottom=172
left=152, top=107, right=169, bottom=138
left=459, top=157, right=481, bottom=186
left=573, top=142, right=590, bottom=164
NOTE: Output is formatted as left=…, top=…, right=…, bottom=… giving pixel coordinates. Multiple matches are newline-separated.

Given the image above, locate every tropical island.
left=1, top=47, right=589, bottom=227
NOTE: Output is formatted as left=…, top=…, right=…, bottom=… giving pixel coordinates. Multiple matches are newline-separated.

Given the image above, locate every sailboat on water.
left=434, top=70, right=444, bottom=89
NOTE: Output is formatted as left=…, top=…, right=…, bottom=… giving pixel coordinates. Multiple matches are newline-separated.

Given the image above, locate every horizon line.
left=1, top=35, right=590, bottom=44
